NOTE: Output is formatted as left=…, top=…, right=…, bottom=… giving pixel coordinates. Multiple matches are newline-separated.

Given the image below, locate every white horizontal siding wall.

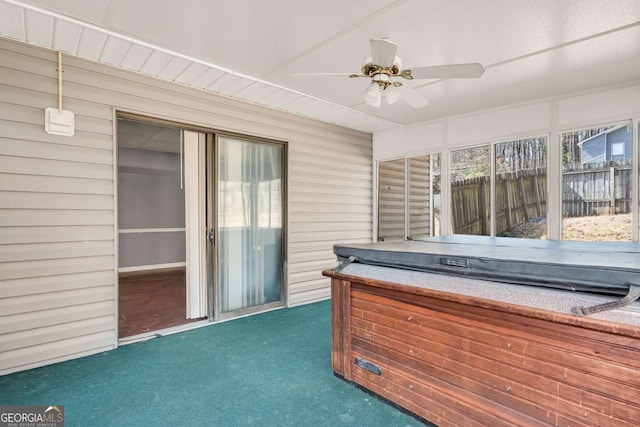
left=0, top=38, right=372, bottom=374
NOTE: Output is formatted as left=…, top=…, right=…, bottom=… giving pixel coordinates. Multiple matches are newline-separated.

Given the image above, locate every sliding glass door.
left=211, top=135, right=285, bottom=317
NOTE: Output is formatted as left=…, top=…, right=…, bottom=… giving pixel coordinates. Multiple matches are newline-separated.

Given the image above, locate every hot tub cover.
left=333, top=235, right=640, bottom=296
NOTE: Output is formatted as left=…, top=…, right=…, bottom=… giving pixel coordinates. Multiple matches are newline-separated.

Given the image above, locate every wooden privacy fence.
left=562, top=160, right=632, bottom=216
left=452, top=161, right=633, bottom=235
left=451, top=168, right=546, bottom=235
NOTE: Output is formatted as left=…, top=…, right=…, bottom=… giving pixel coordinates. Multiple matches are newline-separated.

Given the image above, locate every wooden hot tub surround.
left=324, top=269, right=640, bottom=427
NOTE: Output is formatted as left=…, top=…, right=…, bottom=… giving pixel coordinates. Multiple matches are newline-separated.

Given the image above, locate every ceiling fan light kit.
left=363, top=82, right=382, bottom=107
left=384, top=84, right=401, bottom=105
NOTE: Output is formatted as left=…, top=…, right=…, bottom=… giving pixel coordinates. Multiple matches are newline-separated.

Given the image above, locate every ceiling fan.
left=294, top=38, right=485, bottom=108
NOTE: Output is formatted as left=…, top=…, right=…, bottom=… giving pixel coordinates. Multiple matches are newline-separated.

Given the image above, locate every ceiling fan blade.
left=401, top=88, right=429, bottom=109
left=370, top=38, right=398, bottom=68
left=291, top=72, right=362, bottom=77
left=409, top=63, right=485, bottom=79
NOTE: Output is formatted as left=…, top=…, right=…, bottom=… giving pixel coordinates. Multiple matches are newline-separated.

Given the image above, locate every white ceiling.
left=2, top=0, right=640, bottom=133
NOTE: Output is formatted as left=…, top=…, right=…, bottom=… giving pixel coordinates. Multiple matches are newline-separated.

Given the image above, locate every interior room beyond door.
left=117, top=119, right=202, bottom=337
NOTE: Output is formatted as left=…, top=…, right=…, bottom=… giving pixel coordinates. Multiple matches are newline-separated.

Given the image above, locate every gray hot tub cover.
left=333, top=235, right=640, bottom=296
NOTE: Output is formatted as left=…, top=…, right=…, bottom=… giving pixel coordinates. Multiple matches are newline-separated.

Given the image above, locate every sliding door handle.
left=207, top=229, right=215, bottom=246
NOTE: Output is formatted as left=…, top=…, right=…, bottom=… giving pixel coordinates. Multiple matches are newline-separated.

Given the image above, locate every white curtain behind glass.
left=218, top=137, right=283, bottom=312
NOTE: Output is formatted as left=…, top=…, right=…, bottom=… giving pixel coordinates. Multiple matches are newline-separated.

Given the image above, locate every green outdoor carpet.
left=0, top=300, right=427, bottom=426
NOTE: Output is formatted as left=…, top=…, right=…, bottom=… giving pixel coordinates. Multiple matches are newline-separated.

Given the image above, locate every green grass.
left=0, top=301, right=425, bottom=426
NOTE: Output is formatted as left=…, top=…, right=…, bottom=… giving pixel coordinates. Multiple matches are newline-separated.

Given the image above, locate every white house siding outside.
left=0, top=38, right=373, bottom=375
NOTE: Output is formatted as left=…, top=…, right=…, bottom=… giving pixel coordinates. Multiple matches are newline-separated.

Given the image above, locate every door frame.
left=207, top=132, right=288, bottom=321
left=115, top=111, right=289, bottom=332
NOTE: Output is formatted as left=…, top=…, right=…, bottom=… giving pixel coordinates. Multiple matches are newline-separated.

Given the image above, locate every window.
left=450, top=145, right=491, bottom=236
left=611, top=141, right=625, bottom=162
left=494, top=137, right=547, bottom=239
left=449, top=137, right=547, bottom=239
left=561, top=122, right=632, bottom=241
left=377, top=154, right=441, bottom=241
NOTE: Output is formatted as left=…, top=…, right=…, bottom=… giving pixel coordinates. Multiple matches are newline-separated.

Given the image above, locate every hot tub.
left=323, top=236, right=640, bottom=426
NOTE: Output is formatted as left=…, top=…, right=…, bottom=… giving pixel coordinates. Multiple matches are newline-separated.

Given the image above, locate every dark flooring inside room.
left=118, top=268, right=203, bottom=338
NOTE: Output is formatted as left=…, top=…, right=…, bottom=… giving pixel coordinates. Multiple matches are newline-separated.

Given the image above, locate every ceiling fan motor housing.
left=361, top=55, right=402, bottom=77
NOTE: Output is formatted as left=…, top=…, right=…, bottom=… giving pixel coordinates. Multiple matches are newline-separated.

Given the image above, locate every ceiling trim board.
left=139, top=50, right=173, bottom=76
left=76, top=27, right=108, bottom=61
left=24, top=8, right=53, bottom=48
left=174, top=62, right=209, bottom=85
left=52, top=18, right=82, bottom=54
left=0, top=2, right=25, bottom=40
left=119, top=43, right=153, bottom=71
left=100, top=35, right=130, bottom=66
left=157, top=56, right=192, bottom=81
left=234, top=82, right=278, bottom=102
left=190, top=67, right=226, bottom=89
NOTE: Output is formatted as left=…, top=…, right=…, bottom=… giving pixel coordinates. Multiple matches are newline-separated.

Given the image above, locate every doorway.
left=117, top=117, right=286, bottom=337
left=116, top=119, right=204, bottom=338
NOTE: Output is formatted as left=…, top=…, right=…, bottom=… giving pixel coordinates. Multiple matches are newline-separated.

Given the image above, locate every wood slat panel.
left=288, top=212, right=372, bottom=223
left=350, top=307, right=638, bottom=425
left=290, top=157, right=371, bottom=174
left=0, top=102, right=112, bottom=135
left=325, top=271, right=640, bottom=426
left=288, top=250, right=335, bottom=264
left=0, top=120, right=112, bottom=150
left=0, top=155, right=113, bottom=180
left=0, top=241, right=114, bottom=262
left=0, top=225, right=114, bottom=244
left=0, top=316, right=114, bottom=353
left=0, top=174, right=113, bottom=195
left=288, top=278, right=331, bottom=294
left=0, top=83, right=113, bottom=120
left=0, top=193, right=113, bottom=211
left=0, top=138, right=113, bottom=165
left=0, top=271, right=114, bottom=298
left=289, top=182, right=371, bottom=198
left=288, top=239, right=371, bottom=255
left=290, top=192, right=371, bottom=206
left=288, top=259, right=337, bottom=275
left=288, top=164, right=371, bottom=183
left=290, top=173, right=371, bottom=189
left=0, top=256, right=114, bottom=280
left=289, top=221, right=371, bottom=233
left=0, top=301, right=115, bottom=335
left=0, top=331, right=115, bottom=375
left=0, top=286, right=114, bottom=317
left=289, top=229, right=371, bottom=243
left=0, top=209, right=114, bottom=226
left=287, top=287, right=330, bottom=306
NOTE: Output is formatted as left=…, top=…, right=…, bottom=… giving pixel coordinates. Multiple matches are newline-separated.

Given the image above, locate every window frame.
left=558, top=120, right=635, bottom=242
left=375, top=152, right=442, bottom=242
left=447, top=135, right=548, bottom=239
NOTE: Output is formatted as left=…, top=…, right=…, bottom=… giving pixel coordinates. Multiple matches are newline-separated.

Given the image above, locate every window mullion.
left=632, top=120, right=639, bottom=242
